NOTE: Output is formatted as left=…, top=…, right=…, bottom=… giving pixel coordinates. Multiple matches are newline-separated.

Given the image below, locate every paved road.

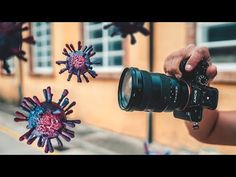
left=0, top=102, right=221, bottom=155
left=0, top=102, right=146, bottom=155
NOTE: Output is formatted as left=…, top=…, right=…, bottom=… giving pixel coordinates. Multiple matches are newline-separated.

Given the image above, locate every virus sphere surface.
left=14, top=86, right=81, bottom=153
left=56, top=41, right=100, bottom=83
left=103, top=22, right=150, bottom=45
left=0, top=22, right=35, bottom=74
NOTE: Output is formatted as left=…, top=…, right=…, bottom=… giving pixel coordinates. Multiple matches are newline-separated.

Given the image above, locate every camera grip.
left=173, top=107, right=203, bottom=122
left=179, top=59, right=209, bottom=84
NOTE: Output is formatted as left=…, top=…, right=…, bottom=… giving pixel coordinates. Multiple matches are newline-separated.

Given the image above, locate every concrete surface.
left=0, top=102, right=221, bottom=155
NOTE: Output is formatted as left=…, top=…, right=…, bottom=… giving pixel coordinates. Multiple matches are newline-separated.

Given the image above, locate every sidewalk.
left=0, top=101, right=154, bottom=154
left=0, top=102, right=220, bottom=155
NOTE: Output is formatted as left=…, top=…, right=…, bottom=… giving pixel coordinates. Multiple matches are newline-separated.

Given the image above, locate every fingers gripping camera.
left=118, top=59, right=218, bottom=129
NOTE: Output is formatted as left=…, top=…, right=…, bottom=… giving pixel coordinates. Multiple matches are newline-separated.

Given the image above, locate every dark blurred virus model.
left=103, top=22, right=150, bottom=45
left=56, top=41, right=100, bottom=83
left=0, top=22, right=35, bottom=74
left=14, top=86, right=81, bottom=153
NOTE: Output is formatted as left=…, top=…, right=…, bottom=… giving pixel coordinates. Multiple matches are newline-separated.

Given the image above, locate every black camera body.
left=173, top=59, right=218, bottom=126
left=118, top=59, right=219, bottom=129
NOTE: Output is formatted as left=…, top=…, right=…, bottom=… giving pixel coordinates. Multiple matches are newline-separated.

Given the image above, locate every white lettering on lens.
left=174, top=86, right=178, bottom=103
left=193, top=90, right=197, bottom=104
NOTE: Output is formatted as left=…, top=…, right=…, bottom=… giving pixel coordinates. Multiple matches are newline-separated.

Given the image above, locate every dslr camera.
left=118, top=59, right=218, bottom=129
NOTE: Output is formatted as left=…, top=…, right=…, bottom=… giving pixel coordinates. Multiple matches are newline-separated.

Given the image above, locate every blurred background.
left=0, top=22, right=236, bottom=154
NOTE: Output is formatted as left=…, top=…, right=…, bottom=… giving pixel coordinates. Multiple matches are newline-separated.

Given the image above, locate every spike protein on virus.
left=14, top=86, right=81, bottom=153
left=103, top=22, right=150, bottom=45
left=56, top=41, right=100, bottom=83
left=0, top=22, right=35, bottom=74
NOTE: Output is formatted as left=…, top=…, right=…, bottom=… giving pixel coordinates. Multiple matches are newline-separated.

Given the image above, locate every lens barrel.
left=118, top=67, right=189, bottom=112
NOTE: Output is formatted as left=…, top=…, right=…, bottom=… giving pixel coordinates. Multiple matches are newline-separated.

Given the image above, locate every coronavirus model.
left=144, top=141, right=171, bottom=155
left=14, top=86, right=81, bottom=153
left=0, top=22, right=35, bottom=74
left=56, top=41, right=100, bottom=83
left=103, top=22, right=150, bottom=45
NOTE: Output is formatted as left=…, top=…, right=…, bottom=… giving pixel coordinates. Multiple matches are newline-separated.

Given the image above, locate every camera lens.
left=121, top=70, right=132, bottom=108
left=118, top=67, right=189, bottom=112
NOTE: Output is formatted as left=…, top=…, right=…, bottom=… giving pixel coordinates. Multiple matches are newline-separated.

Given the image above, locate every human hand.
left=164, top=44, right=217, bottom=81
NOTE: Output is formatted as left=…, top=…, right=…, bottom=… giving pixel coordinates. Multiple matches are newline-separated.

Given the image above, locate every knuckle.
left=196, top=47, right=205, bottom=55
left=187, top=43, right=196, bottom=49
left=202, top=46, right=209, bottom=53
left=195, top=46, right=209, bottom=56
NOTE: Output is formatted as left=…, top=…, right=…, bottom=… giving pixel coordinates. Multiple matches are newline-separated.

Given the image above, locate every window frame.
left=83, top=22, right=124, bottom=74
left=31, top=22, right=53, bottom=75
left=197, top=22, right=236, bottom=72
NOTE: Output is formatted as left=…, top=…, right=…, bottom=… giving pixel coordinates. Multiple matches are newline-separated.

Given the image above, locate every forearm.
left=163, top=45, right=236, bottom=145
left=185, top=109, right=219, bottom=142
left=186, top=110, right=236, bottom=145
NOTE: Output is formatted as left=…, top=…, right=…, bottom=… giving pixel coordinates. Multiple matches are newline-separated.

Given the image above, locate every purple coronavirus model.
left=56, top=41, right=100, bottom=83
left=14, top=86, right=81, bottom=153
left=103, top=22, right=150, bottom=45
left=0, top=22, right=35, bottom=74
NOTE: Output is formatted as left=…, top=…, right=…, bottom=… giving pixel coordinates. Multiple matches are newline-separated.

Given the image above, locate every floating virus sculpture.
left=103, top=22, right=150, bottom=45
left=14, top=86, right=81, bottom=153
left=56, top=41, right=100, bottom=83
left=0, top=22, right=35, bottom=74
left=144, top=141, right=171, bottom=155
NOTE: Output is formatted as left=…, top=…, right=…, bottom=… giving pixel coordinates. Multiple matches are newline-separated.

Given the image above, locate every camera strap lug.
left=193, top=122, right=199, bottom=130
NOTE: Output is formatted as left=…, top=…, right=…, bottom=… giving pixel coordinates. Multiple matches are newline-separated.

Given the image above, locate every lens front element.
left=121, top=70, right=132, bottom=108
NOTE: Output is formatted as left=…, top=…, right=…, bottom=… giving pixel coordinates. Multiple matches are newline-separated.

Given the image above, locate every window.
left=31, top=22, right=52, bottom=74
left=84, top=22, right=124, bottom=73
left=197, top=22, right=236, bottom=72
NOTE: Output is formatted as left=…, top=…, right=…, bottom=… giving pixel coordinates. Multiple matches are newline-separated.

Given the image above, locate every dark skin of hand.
left=164, top=44, right=236, bottom=145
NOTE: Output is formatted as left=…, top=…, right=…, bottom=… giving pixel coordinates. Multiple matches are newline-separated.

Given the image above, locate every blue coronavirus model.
left=0, top=22, right=35, bottom=74
left=103, top=22, right=150, bottom=45
left=56, top=41, right=100, bottom=83
left=14, top=86, right=81, bottom=153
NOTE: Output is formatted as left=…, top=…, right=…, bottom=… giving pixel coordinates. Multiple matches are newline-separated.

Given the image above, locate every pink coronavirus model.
left=0, top=22, right=35, bottom=74
left=56, top=41, right=100, bottom=83
left=14, top=86, right=81, bottom=153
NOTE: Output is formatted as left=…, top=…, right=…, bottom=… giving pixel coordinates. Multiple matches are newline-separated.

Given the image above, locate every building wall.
left=21, top=22, right=149, bottom=139
left=0, top=70, right=19, bottom=103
